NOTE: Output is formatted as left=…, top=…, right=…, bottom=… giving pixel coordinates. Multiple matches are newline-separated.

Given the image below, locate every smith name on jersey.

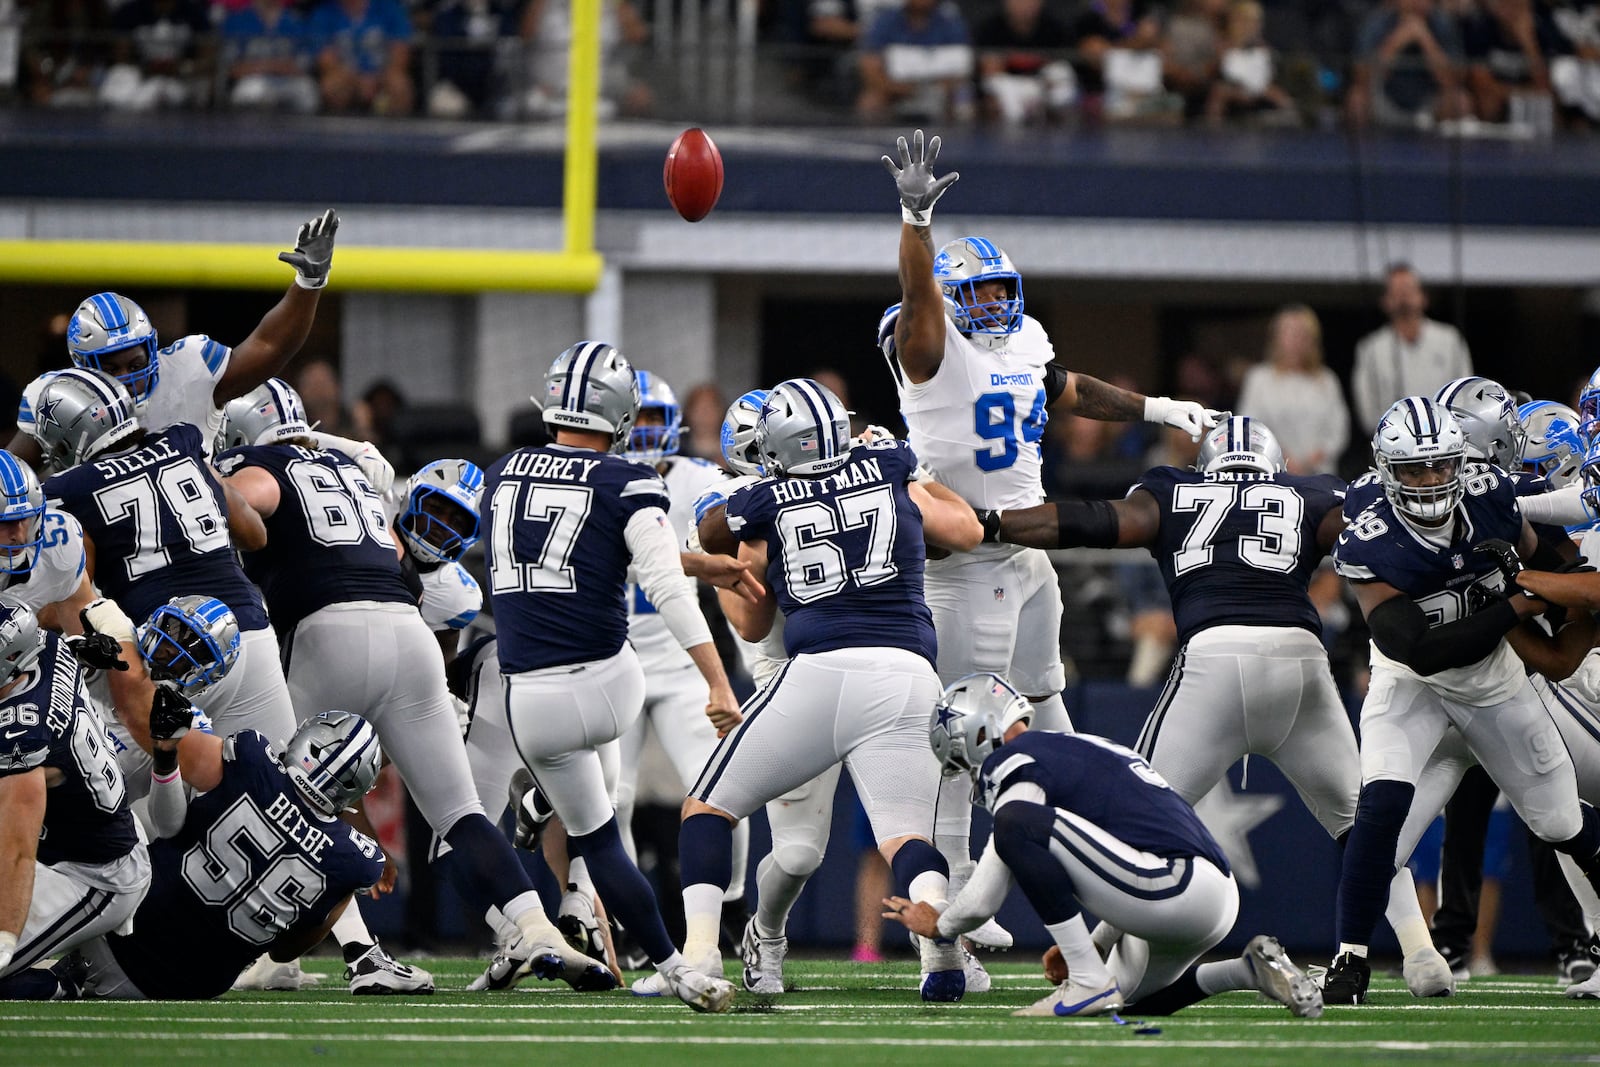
left=1135, top=467, right=1346, bottom=646
left=724, top=439, right=936, bottom=664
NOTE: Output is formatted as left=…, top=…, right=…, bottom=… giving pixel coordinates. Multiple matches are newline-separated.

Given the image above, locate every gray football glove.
left=279, top=208, right=339, bottom=289
left=881, top=129, right=958, bottom=227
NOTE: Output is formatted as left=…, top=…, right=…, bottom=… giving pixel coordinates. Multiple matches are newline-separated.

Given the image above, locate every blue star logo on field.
left=1191, top=777, right=1283, bottom=890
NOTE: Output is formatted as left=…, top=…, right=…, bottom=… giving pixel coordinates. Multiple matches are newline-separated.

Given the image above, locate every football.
left=664, top=128, right=724, bottom=223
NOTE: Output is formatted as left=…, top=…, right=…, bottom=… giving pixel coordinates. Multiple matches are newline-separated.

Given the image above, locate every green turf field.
left=6, top=957, right=1596, bottom=1067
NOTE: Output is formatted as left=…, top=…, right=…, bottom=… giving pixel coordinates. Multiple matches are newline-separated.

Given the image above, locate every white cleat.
left=470, top=931, right=617, bottom=993
left=1565, top=970, right=1600, bottom=999
left=662, top=964, right=737, bottom=1013
left=964, top=916, right=1014, bottom=951
left=632, top=950, right=722, bottom=997
left=1403, top=946, right=1456, bottom=998
left=557, top=889, right=606, bottom=961
left=345, top=942, right=435, bottom=995
left=913, top=932, right=966, bottom=1002
left=1013, top=975, right=1124, bottom=1017
left=1244, top=935, right=1323, bottom=1018
left=739, top=918, right=787, bottom=994
left=959, top=942, right=991, bottom=994
left=233, top=955, right=322, bottom=991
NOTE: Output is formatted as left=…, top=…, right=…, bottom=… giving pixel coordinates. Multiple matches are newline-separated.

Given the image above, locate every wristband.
left=979, top=510, right=1003, bottom=544
left=293, top=272, right=328, bottom=291
left=153, top=747, right=179, bottom=776
left=901, top=205, right=933, bottom=227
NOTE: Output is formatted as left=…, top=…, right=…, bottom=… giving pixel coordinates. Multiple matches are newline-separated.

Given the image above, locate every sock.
left=1385, top=866, right=1435, bottom=958
left=1046, top=915, right=1111, bottom=985
left=1026, top=691, right=1074, bottom=733
left=682, top=883, right=724, bottom=959
left=754, top=853, right=809, bottom=939
left=570, top=816, right=676, bottom=964
left=908, top=868, right=950, bottom=908
left=653, top=949, right=687, bottom=977
left=680, top=813, right=734, bottom=892
left=1338, top=943, right=1370, bottom=959
left=331, top=903, right=374, bottom=954
left=1195, top=956, right=1254, bottom=995
left=1336, top=780, right=1414, bottom=949
left=501, top=890, right=545, bottom=930
left=725, top=820, right=750, bottom=902
left=1124, top=970, right=1205, bottom=1016
left=933, top=774, right=973, bottom=881
left=891, top=839, right=949, bottom=900
left=567, top=857, right=595, bottom=900
left=441, top=813, right=537, bottom=917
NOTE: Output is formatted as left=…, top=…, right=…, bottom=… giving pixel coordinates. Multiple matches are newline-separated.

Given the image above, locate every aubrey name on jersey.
left=975, top=730, right=1231, bottom=876
left=44, top=422, right=268, bottom=631
left=0, top=630, right=138, bottom=867
left=0, top=508, right=86, bottom=613
left=106, top=730, right=384, bottom=999
left=215, top=444, right=412, bottom=636
left=1334, top=463, right=1527, bottom=702
left=724, top=439, right=936, bottom=664
left=1134, top=466, right=1346, bottom=647
left=484, top=444, right=671, bottom=674
left=629, top=454, right=728, bottom=673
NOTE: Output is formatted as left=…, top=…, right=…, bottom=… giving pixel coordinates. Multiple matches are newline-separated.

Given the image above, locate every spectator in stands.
left=20, top=0, right=110, bottom=109
left=1350, top=262, right=1473, bottom=432
left=355, top=378, right=407, bottom=451
left=798, top=0, right=898, bottom=104
left=1162, top=0, right=1227, bottom=118
left=309, top=0, right=415, bottom=115
left=1346, top=0, right=1468, bottom=129
left=974, top=0, right=1076, bottom=124
left=294, top=358, right=358, bottom=438
left=681, top=383, right=729, bottom=464
left=1070, top=0, right=1163, bottom=105
left=514, top=0, right=651, bottom=119
left=222, top=0, right=319, bottom=114
left=856, top=0, right=974, bottom=123
left=1236, top=304, right=1349, bottom=475
left=422, top=0, right=524, bottom=118
left=1205, top=0, right=1299, bottom=124
left=1550, top=0, right=1600, bottom=125
left=100, top=0, right=213, bottom=111
left=1463, top=0, right=1572, bottom=124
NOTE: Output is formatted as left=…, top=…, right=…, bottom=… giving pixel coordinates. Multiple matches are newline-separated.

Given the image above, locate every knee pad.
left=771, top=840, right=825, bottom=879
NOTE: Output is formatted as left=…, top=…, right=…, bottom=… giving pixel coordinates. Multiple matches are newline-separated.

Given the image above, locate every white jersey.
left=0, top=509, right=86, bottom=612
left=895, top=315, right=1055, bottom=511
left=627, top=455, right=727, bottom=674
left=418, top=561, right=482, bottom=633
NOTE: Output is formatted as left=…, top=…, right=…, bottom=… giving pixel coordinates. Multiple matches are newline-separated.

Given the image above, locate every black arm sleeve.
left=1366, top=595, right=1520, bottom=675
left=1054, top=498, right=1120, bottom=548
left=1042, top=362, right=1070, bottom=406
left=1526, top=534, right=1569, bottom=573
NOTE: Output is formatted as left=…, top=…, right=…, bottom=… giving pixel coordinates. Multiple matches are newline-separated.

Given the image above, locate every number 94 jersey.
left=1135, top=467, right=1346, bottom=647
left=895, top=316, right=1054, bottom=511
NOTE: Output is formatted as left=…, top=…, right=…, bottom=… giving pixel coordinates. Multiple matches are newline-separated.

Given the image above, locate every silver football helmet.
left=0, top=601, right=43, bottom=688
left=933, top=236, right=1024, bottom=348
left=217, top=378, right=313, bottom=452
left=28, top=368, right=141, bottom=471
left=399, top=458, right=484, bottom=565
left=282, top=710, right=383, bottom=818
left=627, top=371, right=683, bottom=465
left=720, top=389, right=769, bottom=477
left=137, top=595, right=242, bottom=700
left=1517, top=400, right=1585, bottom=488
left=1196, top=415, right=1286, bottom=476
left=1435, top=376, right=1525, bottom=470
left=67, top=292, right=160, bottom=403
left=0, top=452, right=46, bottom=578
left=540, top=341, right=640, bottom=453
left=1579, top=365, right=1600, bottom=441
left=929, top=672, right=1033, bottom=780
left=1373, top=396, right=1467, bottom=524
left=756, top=378, right=852, bottom=477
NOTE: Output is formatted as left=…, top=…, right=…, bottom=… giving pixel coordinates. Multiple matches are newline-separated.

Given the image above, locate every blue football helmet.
left=934, top=237, right=1024, bottom=347
left=1580, top=366, right=1600, bottom=442
left=67, top=292, right=160, bottom=404
left=627, top=371, right=683, bottom=464
left=137, top=594, right=242, bottom=699
left=720, top=389, right=770, bottom=477
left=0, top=452, right=46, bottom=578
left=399, top=458, right=484, bottom=565
left=1579, top=437, right=1600, bottom=520
left=1517, top=400, right=1585, bottom=488
left=757, top=379, right=851, bottom=477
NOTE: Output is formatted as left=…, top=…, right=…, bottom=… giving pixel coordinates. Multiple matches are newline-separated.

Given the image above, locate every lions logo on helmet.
left=399, top=458, right=484, bottom=565
left=929, top=672, right=1032, bottom=780
left=1517, top=400, right=1585, bottom=488
left=0, top=452, right=46, bottom=577
left=628, top=371, right=683, bottom=465
left=27, top=368, right=141, bottom=472
left=541, top=342, right=641, bottom=454
left=1435, top=376, right=1525, bottom=470
left=1196, top=415, right=1286, bottom=476
left=756, top=379, right=852, bottom=478
left=66, top=292, right=161, bottom=403
left=137, top=595, right=242, bottom=700
left=720, top=389, right=769, bottom=477
left=217, top=378, right=313, bottom=452
left=1373, top=397, right=1467, bottom=525
left=933, top=237, right=1024, bottom=348
left=282, top=710, right=383, bottom=818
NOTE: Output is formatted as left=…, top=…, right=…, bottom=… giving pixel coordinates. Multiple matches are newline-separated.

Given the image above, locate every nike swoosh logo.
left=1054, top=987, right=1119, bottom=1016
left=3, top=729, right=26, bottom=739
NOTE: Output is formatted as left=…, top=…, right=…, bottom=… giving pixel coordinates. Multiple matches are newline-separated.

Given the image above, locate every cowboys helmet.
left=217, top=378, right=313, bottom=452
left=0, top=452, right=46, bottom=578
left=1435, top=377, right=1525, bottom=470
left=282, top=710, right=383, bottom=818
left=29, top=368, right=141, bottom=472
left=720, top=389, right=769, bottom=477
left=399, top=458, right=484, bottom=565
left=1579, top=366, right=1600, bottom=442
left=1517, top=400, right=1585, bottom=488
left=929, top=672, right=1032, bottom=780
left=137, top=595, right=242, bottom=699
left=540, top=342, right=640, bottom=453
left=756, top=379, right=852, bottom=478
left=67, top=292, right=160, bottom=404
left=1196, top=415, right=1286, bottom=476
left=934, top=237, right=1024, bottom=348
left=0, top=601, right=43, bottom=688
left=1374, top=396, right=1467, bottom=524
left=627, top=371, right=683, bottom=464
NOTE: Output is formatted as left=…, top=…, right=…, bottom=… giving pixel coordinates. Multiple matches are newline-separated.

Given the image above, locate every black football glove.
left=881, top=129, right=958, bottom=227
left=149, top=685, right=194, bottom=743
left=66, top=619, right=127, bottom=673
left=1474, top=538, right=1523, bottom=589
left=279, top=208, right=338, bottom=289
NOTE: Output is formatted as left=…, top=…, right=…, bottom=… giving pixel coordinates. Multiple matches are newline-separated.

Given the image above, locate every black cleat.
left=1322, top=952, right=1371, bottom=1005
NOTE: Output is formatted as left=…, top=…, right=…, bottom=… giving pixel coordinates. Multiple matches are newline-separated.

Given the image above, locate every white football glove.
left=854, top=424, right=897, bottom=446
left=307, top=431, right=395, bottom=494
left=0, top=932, right=14, bottom=975
left=1144, top=397, right=1222, bottom=442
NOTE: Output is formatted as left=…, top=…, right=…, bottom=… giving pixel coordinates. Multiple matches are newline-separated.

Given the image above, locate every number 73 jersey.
left=1134, top=466, right=1346, bottom=647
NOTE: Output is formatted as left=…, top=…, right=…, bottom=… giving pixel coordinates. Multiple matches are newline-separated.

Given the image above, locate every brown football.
left=664, top=128, right=724, bottom=223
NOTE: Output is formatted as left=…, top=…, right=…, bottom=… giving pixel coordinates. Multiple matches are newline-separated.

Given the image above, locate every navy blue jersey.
left=107, top=731, right=384, bottom=1000
left=1133, top=467, right=1346, bottom=647
left=0, top=631, right=137, bottom=866
left=44, top=423, right=268, bottom=631
left=484, top=445, right=670, bottom=673
left=725, top=440, right=936, bottom=663
left=1343, top=468, right=1385, bottom=521
left=216, top=444, right=413, bottom=635
left=976, top=730, right=1230, bottom=873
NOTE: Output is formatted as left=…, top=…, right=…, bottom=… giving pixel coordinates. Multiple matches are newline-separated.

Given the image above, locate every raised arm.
left=883, top=130, right=958, bottom=385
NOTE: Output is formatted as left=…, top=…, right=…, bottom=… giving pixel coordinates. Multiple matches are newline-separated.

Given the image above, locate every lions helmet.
left=541, top=342, right=640, bottom=453
left=627, top=371, right=683, bottom=464
left=929, top=673, right=1032, bottom=780
left=1373, top=396, right=1467, bottom=524
left=28, top=368, right=141, bottom=472
left=137, top=594, right=242, bottom=699
left=1579, top=366, right=1600, bottom=442
left=1517, top=400, right=1585, bottom=488
left=1196, top=415, right=1286, bottom=476
left=934, top=237, right=1024, bottom=348
left=0, top=452, right=46, bottom=577
left=282, top=710, right=383, bottom=818
left=399, top=458, right=484, bottom=565
left=0, top=601, right=43, bottom=688
left=756, top=378, right=852, bottom=477
left=67, top=292, right=160, bottom=404
left=1435, top=376, right=1525, bottom=470
left=720, top=389, right=769, bottom=476
left=217, top=378, right=313, bottom=452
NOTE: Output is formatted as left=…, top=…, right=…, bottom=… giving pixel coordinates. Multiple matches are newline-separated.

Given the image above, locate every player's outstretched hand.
left=1147, top=397, right=1219, bottom=441
left=149, top=685, right=193, bottom=742
left=881, top=895, right=941, bottom=938
left=349, top=442, right=395, bottom=495
left=687, top=552, right=766, bottom=603
left=881, top=129, right=958, bottom=227
left=279, top=208, right=338, bottom=289
left=1517, top=568, right=1600, bottom=610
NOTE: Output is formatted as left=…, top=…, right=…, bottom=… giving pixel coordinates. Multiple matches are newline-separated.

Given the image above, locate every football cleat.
left=345, top=942, right=435, bottom=995
left=963, top=916, right=1014, bottom=951
left=1565, top=970, right=1600, bottom=999
left=1402, top=946, right=1456, bottom=998
left=959, top=942, right=992, bottom=994
left=632, top=949, right=722, bottom=997
left=233, top=954, right=323, bottom=991
left=557, top=888, right=606, bottom=961
left=1321, top=952, right=1371, bottom=1005
left=1243, top=936, right=1322, bottom=1018
left=507, top=767, right=551, bottom=852
left=739, top=917, right=788, bottom=994
left=915, top=932, right=967, bottom=1002
left=470, top=932, right=617, bottom=993
left=1557, top=934, right=1599, bottom=986
left=662, top=964, right=737, bottom=1013
left=1012, top=974, right=1123, bottom=1017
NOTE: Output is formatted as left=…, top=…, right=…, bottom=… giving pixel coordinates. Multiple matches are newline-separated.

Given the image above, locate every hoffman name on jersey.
left=770, top=457, right=886, bottom=504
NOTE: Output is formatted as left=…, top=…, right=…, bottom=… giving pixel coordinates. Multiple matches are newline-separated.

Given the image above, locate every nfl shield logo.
left=1452, top=554, right=1465, bottom=570
left=993, top=587, right=1005, bottom=601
